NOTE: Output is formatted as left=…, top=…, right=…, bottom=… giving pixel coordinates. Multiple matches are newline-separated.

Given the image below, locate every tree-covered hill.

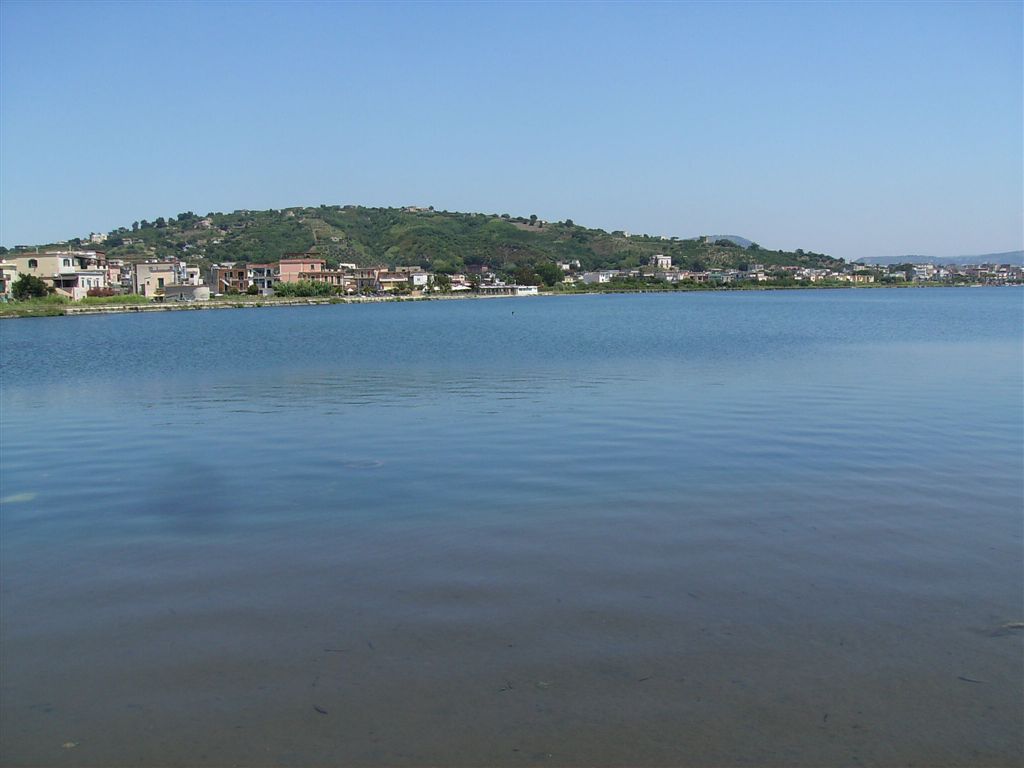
left=11, top=205, right=844, bottom=276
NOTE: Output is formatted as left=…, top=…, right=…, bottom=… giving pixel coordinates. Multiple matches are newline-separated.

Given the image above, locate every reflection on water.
left=1, top=289, right=1022, bottom=766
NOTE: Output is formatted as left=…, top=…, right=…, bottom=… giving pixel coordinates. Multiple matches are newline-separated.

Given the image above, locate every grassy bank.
left=0, top=293, right=150, bottom=318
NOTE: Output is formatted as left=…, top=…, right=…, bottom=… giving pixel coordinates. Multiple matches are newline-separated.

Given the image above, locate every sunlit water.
left=1, top=288, right=1021, bottom=766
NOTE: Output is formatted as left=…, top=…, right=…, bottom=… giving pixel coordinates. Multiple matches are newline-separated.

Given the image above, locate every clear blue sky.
left=1, top=0, right=1021, bottom=259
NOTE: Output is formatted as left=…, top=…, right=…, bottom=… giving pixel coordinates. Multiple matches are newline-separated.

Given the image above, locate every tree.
left=535, top=261, right=563, bottom=287
left=529, top=214, right=538, bottom=225
left=132, top=221, right=139, bottom=231
left=565, top=219, right=575, bottom=227
left=747, top=242, right=761, bottom=251
left=513, top=266, right=541, bottom=286
left=892, top=263, right=915, bottom=281
left=431, top=273, right=451, bottom=292
left=12, top=274, right=49, bottom=300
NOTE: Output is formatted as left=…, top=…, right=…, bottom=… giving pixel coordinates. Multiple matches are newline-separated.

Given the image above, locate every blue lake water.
left=1, top=288, right=1022, bottom=766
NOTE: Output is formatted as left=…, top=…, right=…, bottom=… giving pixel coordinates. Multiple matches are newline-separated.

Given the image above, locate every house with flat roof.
left=247, top=263, right=278, bottom=294
left=580, top=271, right=617, bottom=285
left=278, top=257, right=326, bottom=283
left=377, top=271, right=410, bottom=292
left=477, top=284, right=539, bottom=297
left=134, top=262, right=177, bottom=297
left=209, top=263, right=248, bottom=293
left=10, top=250, right=109, bottom=300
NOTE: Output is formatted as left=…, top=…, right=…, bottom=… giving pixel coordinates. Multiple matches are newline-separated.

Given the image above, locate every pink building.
left=107, top=259, right=125, bottom=287
left=278, top=257, right=326, bottom=283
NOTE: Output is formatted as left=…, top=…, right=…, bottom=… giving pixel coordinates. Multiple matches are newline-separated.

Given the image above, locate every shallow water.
left=1, top=288, right=1021, bottom=766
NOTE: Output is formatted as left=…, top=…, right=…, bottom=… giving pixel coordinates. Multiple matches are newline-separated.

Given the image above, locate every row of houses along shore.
left=0, top=252, right=540, bottom=301
left=1, top=249, right=1021, bottom=302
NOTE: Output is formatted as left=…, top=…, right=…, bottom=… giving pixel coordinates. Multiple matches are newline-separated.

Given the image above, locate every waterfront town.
left=1, top=247, right=1021, bottom=305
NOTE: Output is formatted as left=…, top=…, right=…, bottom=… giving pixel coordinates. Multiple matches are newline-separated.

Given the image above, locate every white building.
left=133, top=261, right=203, bottom=297
left=477, top=284, right=539, bottom=296
left=247, top=263, right=278, bottom=293
left=0, top=261, right=19, bottom=297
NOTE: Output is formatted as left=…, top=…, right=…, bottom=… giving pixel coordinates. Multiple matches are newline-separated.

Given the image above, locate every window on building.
left=28, top=259, right=38, bottom=268
left=158, top=278, right=165, bottom=288
left=63, top=259, right=71, bottom=267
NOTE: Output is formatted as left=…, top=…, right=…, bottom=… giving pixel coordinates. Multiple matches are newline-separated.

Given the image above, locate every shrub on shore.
left=79, top=293, right=149, bottom=305
left=11, top=274, right=51, bottom=300
left=272, top=280, right=336, bottom=297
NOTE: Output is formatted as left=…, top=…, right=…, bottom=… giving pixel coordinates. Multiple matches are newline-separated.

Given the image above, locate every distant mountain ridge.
left=706, top=235, right=754, bottom=248
left=859, top=250, right=1024, bottom=266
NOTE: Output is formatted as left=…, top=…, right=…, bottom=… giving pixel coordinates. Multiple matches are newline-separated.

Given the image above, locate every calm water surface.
left=1, top=289, right=1022, bottom=766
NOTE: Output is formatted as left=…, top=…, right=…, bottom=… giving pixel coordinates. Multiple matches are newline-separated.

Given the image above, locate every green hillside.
left=12, top=205, right=844, bottom=277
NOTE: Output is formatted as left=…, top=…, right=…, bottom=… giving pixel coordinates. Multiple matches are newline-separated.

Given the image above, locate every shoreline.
left=0, top=282, right=1011, bottom=319
left=0, top=291, right=521, bottom=319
